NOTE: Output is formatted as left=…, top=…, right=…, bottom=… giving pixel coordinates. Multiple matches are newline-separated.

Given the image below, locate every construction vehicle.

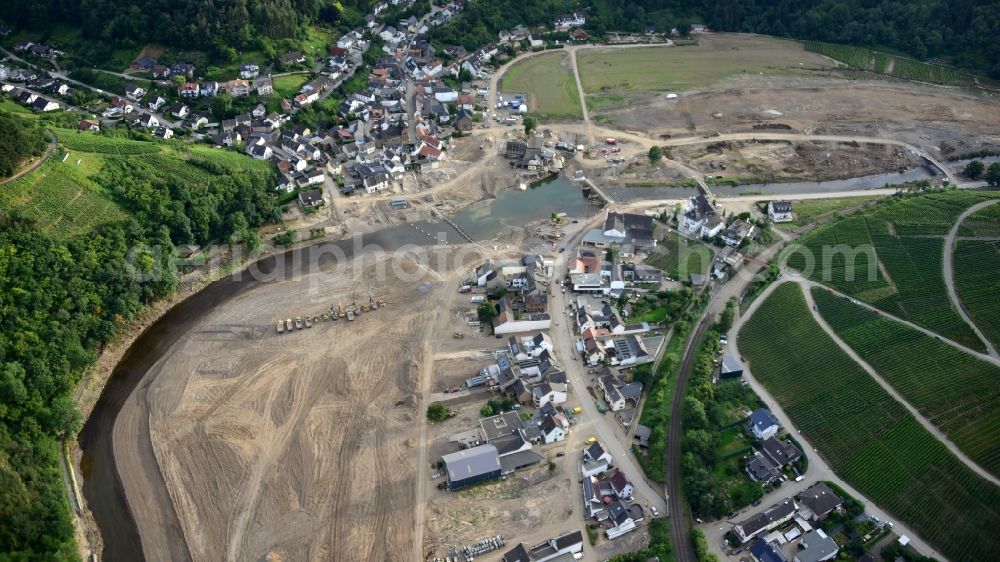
left=294, top=317, right=303, bottom=329
left=305, top=317, right=313, bottom=328
left=360, top=302, right=369, bottom=313
left=337, top=302, right=346, bottom=318
left=369, top=296, right=378, bottom=310
left=276, top=321, right=284, bottom=334
left=376, top=297, right=386, bottom=307
left=346, top=310, right=355, bottom=321
left=454, top=332, right=464, bottom=339
left=322, top=313, right=329, bottom=321
left=285, top=319, right=293, bottom=331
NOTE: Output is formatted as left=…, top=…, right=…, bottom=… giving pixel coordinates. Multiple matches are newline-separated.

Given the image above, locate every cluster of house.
left=470, top=332, right=567, bottom=411
left=1, top=80, right=62, bottom=112
left=13, top=40, right=62, bottom=60
left=468, top=258, right=554, bottom=335
left=680, top=194, right=760, bottom=280
left=580, top=441, right=645, bottom=539
left=572, top=212, right=662, bottom=294
left=503, top=135, right=566, bottom=171
left=441, top=397, right=574, bottom=490
left=576, top=295, right=658, bottom=367
left=501, top=530, right=584, bottom=562
left=736, top=483, right=845, bottom=562
left=743, top=408, right=804, bottom=486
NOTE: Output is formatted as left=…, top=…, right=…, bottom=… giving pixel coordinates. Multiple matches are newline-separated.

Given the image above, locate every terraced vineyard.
left=803, top=41, right=984, bottom=86
left=870, top=190, right=1000, bottom=235
left=958, top=203, right=1000, bottom=237
left=644, top=233, right=713, bottom=279
left=813, top=288, right=1000, bottom=476
left=785, top=191, right=1000, bottom=349
left=739, top=282, right=1000, bottom=562
left=0, top=159, right=126, bottom=236
left=953, top=240, right=1000, bottom=349
left=53, top=128, right=161, bottom=155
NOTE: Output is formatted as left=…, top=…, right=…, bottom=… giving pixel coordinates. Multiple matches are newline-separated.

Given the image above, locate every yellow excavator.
left=337, top=302, right=346, bottom=318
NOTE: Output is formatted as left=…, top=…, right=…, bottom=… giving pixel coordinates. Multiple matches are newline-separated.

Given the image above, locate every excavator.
left=337, top=302, right=346, bottom=318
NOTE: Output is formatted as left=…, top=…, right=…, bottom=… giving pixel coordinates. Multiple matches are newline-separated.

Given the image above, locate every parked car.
left=585, top=436, right=598, bottom=445
left=651, top=506, right=659, bottom=517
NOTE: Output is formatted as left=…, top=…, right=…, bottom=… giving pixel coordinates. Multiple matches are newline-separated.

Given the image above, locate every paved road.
left=795, top=275, right=1000, bottom=486
left=943, top=200, right=1000, bottom=359
left=549, top=213, right=669, bottom=515
left=718, top=280, right=948, bottom=562
left=0, top=130, right=56, bottom=185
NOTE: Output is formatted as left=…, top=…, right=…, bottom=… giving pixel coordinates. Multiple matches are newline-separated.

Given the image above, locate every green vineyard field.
left=813, top=288, right=1000, bottom=476
left=644, top=233, right=713, bottom=279
left=803, top=41, right=984, bottom=86
left=739, top=282, right=1000, bottom=562
left=785, top=191, right=1000, bottom=349
left=0, top=159, right=126, bottom=236
left=954, top=240, right=1000, bottom=350
left=52, top=128, right=161, bottom=155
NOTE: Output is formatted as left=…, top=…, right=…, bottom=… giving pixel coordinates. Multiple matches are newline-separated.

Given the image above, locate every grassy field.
left=500, top=52, right=581, bottom=118
left=739, top=282, right=1000, bottom=562
left=775, top=196, right=883, bottom=229
left=577, top=35, right=834, bottom=97
left=813, top=288, right=1000, bottom=477
left=954, top=240, right=1000, bottom=349
left=785, top=191, right=1000, bottom=349
left=644, top=232, right=713, bottom=280
left=273, top=74, right=310, bottom=99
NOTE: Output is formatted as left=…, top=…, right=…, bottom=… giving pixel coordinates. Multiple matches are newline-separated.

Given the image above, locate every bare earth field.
left=115, top=255, right=447, bottom=562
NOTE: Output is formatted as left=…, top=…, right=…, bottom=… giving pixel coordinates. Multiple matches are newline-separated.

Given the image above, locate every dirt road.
left=943, top=200, right=1000, bottom=359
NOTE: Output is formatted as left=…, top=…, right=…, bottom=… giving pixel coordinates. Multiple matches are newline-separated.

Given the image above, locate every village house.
left=796, top=483, right=843, bottom=522
left=553, top=12, right=586, bottom=30
left=254, top=77, right=274, bottom=96
left=224, top=79, right=251, bottom=97
left=734, top=497, right=798, bottom=543
left=239, top=63, right=260, bottom=79
left=148, top=95, right=167, bottom=111
left=125, top=84, right=146, bottom=101
left=748, top=408, right=781, bottom=440
left=178, top=82, right=199, bottom=98
left=720, top=219, right=756, bottom=246
left=768, top=200, right=793, bottom=222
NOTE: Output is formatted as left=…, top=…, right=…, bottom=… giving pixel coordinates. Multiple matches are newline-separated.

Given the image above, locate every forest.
left=0, top=113, right=48, bottom=178
left=0, top=0, right=369, bottom=56
left=0, top=118, right=277, bottom=558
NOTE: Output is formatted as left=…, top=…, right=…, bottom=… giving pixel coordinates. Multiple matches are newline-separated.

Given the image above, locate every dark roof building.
left=750, top=539, right=787, bottom=562
left=796, top=483, right=842, bottom=522
left=442, top=444, right=502, bottom=490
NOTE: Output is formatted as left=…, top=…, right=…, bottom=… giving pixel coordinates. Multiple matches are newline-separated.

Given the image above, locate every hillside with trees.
left=0, top=0, right=367, bottom=56
left=0, top=112, right=47, bottom=177
left=0, top=122, right=277, bottom=558
left=591, top=0, right=1000, bottom=79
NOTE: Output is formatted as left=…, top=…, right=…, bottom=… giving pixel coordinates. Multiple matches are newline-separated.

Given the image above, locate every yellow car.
left=571, top=406, right=583, bottom=415
left=585, top=437, right=598, bottom=445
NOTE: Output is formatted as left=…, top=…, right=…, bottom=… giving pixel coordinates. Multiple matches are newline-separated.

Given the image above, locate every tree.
left=648, top=145, right=663, bottom=163
left=480, top=404, right=494, bottom=417
left=964, top=160, right=984, bottom=179
left=682, top=395, right=709, bottom=429
left=986, top=162, right=1000, bottom=186
left=426, top=404, right=449, bottom=421
left=523, top=115, right=537, bottom=136
left=477, top=301, right=499, bottom=323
